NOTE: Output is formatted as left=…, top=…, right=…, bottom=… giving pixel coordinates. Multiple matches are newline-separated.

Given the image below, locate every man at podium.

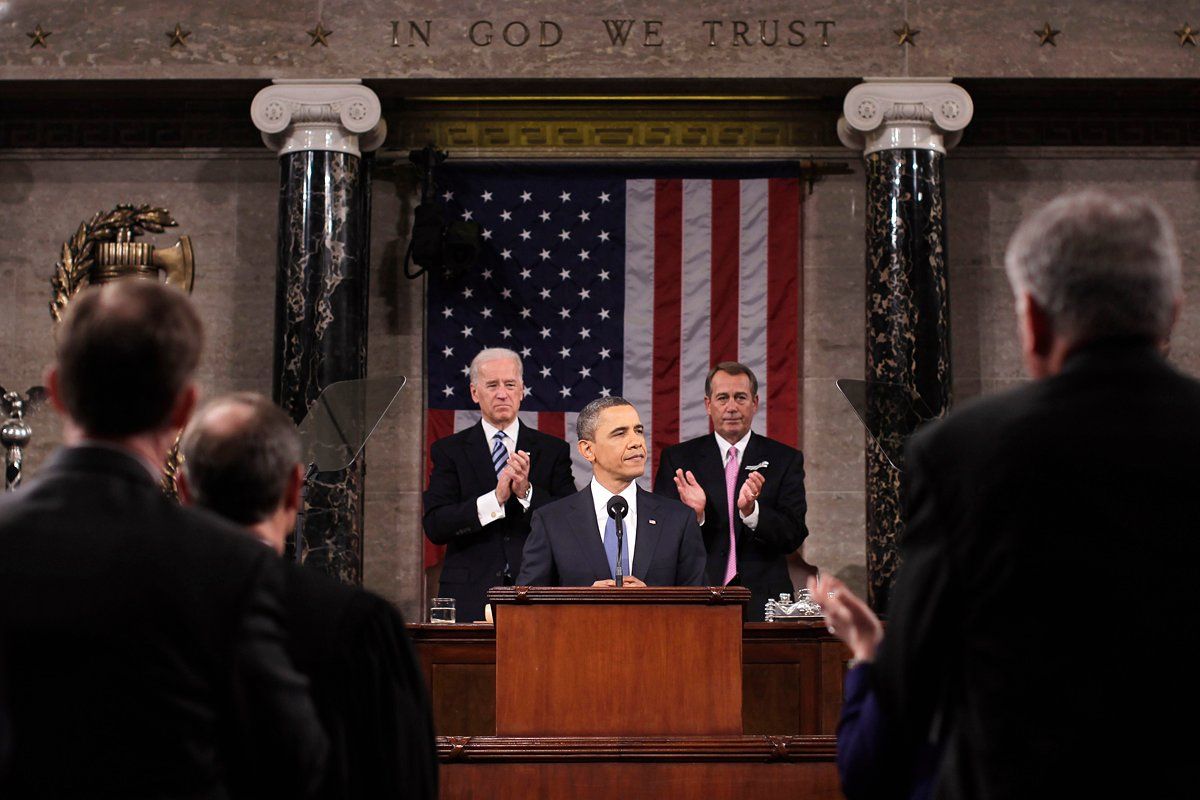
left=517, top=397, right=706, bottom=587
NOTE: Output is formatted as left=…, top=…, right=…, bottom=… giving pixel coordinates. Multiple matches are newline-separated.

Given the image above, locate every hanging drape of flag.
left=424, top=163, right=803, bottom=569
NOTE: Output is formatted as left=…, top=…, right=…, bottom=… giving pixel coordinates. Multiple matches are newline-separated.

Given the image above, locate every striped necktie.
left=492, top=431, right=509, bottom=477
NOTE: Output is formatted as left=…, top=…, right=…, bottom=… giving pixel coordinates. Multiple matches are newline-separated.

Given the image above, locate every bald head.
left=55, top=279, right=203, bottom=437
left=180, top=393, right=301, bottom=526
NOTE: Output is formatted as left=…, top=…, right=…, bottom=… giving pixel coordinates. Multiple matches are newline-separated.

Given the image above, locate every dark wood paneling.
left=411, top=619, right=850, bottom=738
left=493, top=590, right=745, bottom=737
left=742, top=663, right=801, bottom=734
left=437, top=736, right=840, bottom=800
left=440, top=762, right=839, bottom=800
left=431, top=664, right=496, bottom=736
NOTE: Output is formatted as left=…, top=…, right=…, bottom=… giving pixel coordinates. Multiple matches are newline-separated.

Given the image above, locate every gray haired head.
left=576, top=396, right=634, bottom=441
left=1004, top=190, right=1182, bottom=344
left=469, top=347, right=523, bottom=384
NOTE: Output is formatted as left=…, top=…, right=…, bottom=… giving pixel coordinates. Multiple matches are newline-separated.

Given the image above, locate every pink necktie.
left=723, top=446, right=738, bottom=585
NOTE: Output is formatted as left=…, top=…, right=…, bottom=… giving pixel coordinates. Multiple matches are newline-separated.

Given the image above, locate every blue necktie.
left=603, top=516, right=630, bottom=579
left=491, top=431, right=508, bottom=477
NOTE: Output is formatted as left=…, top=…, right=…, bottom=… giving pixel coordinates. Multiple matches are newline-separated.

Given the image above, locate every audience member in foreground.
left=0, top=280, right=326, bottom=799
left=873, top=191, right=1200, bottom=800
left=180, top=392, right=438, bottom=800
left=518, top=396, right=706, bottom=587
left=809, top=574, right=936, bottom=800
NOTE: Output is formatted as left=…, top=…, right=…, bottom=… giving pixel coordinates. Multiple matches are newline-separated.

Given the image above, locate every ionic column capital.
left=837, top=78, right=973, bottom=156
left=251, top=79, right=386, bottom=157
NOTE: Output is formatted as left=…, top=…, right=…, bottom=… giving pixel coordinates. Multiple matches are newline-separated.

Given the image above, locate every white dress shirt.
left=589, top=477, right=638, bottom=575
left=713, top=430, right=759, bottom=529
left=475, top=418, right=533, bottom=526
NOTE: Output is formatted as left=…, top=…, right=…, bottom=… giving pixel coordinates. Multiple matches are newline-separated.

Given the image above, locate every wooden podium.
left=425, top=585, right=841, bottom=799
left=490, top=586, right=747, bottom=737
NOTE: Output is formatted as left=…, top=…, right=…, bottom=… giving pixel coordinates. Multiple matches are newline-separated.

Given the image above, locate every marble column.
left=251, top=80, right=386, bottom=584
left=838, top=79, right=973, bottom=613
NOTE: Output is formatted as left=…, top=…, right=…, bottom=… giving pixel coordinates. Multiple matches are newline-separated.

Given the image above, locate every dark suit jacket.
left=873, top=340, right=1200, bottom=800
left=282, top=565, right=437, bottom=800
left=837, top=664, right=935, bottom=800
left=655, top=433, right=808, bottom=620
left=0, top=446, right=327, bottom=799
left=423, top=421, right=576, bottom=622
left=517, top=485, right=707, bottom=586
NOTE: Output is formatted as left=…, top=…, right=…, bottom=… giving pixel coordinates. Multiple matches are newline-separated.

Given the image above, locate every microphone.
left=606, top=496, right=629, bottom=587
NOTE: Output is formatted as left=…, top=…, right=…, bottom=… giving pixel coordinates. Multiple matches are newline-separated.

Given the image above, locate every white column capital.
left=837, top=78, right=973, bottom=156
left=251, top=79, right=386, bottom=157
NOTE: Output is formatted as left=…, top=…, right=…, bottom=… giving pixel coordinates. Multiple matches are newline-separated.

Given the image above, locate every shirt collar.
left=589, top=476, right=638, bottom=515
left=714, top=429, right=753, bottom=464
left=481, top=417, right=521, bottom=444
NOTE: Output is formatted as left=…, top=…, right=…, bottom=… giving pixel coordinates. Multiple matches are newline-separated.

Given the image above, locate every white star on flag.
left=558, top=307, right=571, bottom=320
left=500, top=248, right=513, bottom=260
left=520, top=190, right=532, bottom=202
left=443, top=385, right=454, bottom=396
left=598, top=192, right=610, bottom=203
left=559, top=191, right=571, bottom=202
left=558, top=230, right=571, bottom=241
left=481, top=190, right=492, bottom=202
left=500, top=209, right=512, bottom=221
left=442, top=346, right=454, bottom=357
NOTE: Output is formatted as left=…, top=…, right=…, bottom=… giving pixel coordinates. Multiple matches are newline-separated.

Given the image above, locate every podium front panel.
left=495, top=598, right=743, bottom=737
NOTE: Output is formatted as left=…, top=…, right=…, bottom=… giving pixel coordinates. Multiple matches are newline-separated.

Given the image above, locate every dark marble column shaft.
left=274, top=150, right=371, bottom=583
left=863, top=149, right=951, bottom=613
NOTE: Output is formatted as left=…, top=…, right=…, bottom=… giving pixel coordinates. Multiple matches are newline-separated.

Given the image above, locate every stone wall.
left=5, top=1, right=1200, bottom=81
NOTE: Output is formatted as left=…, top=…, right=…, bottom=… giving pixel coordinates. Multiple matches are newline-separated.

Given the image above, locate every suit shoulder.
left=432, top=424, right=479, bottom=451
left=163, top=502, right=274, bottom=566
left=285, top=564, right=385, bottom=633
left=523, top=425, right=571, bottom=452
left=535, top=486, right=588, bottom=518
left=909, top=382, right=1038, bottom=455
left=640, top=488, right=693, bottom=522
left=660, top=435, right=712, bottom=460
left=752, top=434, right=803, bottom=460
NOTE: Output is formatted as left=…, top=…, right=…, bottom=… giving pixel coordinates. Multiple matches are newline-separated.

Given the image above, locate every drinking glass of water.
left=430, top=597, right=456, bottom=624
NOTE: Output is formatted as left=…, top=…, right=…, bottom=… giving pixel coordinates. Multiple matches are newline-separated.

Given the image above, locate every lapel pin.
left=745, top=460, right=769, bottom=471
left=648, top=519, right=657, bottom=525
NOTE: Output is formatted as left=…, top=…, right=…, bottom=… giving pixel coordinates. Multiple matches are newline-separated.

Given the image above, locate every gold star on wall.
left=307, top=22, right=332, bottom=47
left=894, top=22, right=919, bottom=47
left=1035, top=22, right=1061, bottom=46
left=1175, top=23, right=1197, bottom=46
left=27, top=24, right=51, bottom=48
left=167, top=23, right=191, bottom=48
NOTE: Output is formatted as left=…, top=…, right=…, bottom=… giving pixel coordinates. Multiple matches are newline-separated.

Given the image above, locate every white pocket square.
left=745, top=460, right=769, bottom=471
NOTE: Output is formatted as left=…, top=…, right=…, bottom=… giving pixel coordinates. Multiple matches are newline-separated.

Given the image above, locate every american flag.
left=424, top=163, right=803, bottom=568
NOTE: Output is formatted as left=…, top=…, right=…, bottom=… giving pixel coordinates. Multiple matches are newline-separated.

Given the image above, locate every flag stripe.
left=739, top=180, right=770, bottom=437
left=709, top=180, right=741, bottom=366
left=767, top=178, right=801, bottom=447
left=651, top=178, right=683, bottom=483
left=423, top=408, right=457, bottom=569
left=538, top=411, right=566, bottom=441
left=679, top=179, right=713, bottom=442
